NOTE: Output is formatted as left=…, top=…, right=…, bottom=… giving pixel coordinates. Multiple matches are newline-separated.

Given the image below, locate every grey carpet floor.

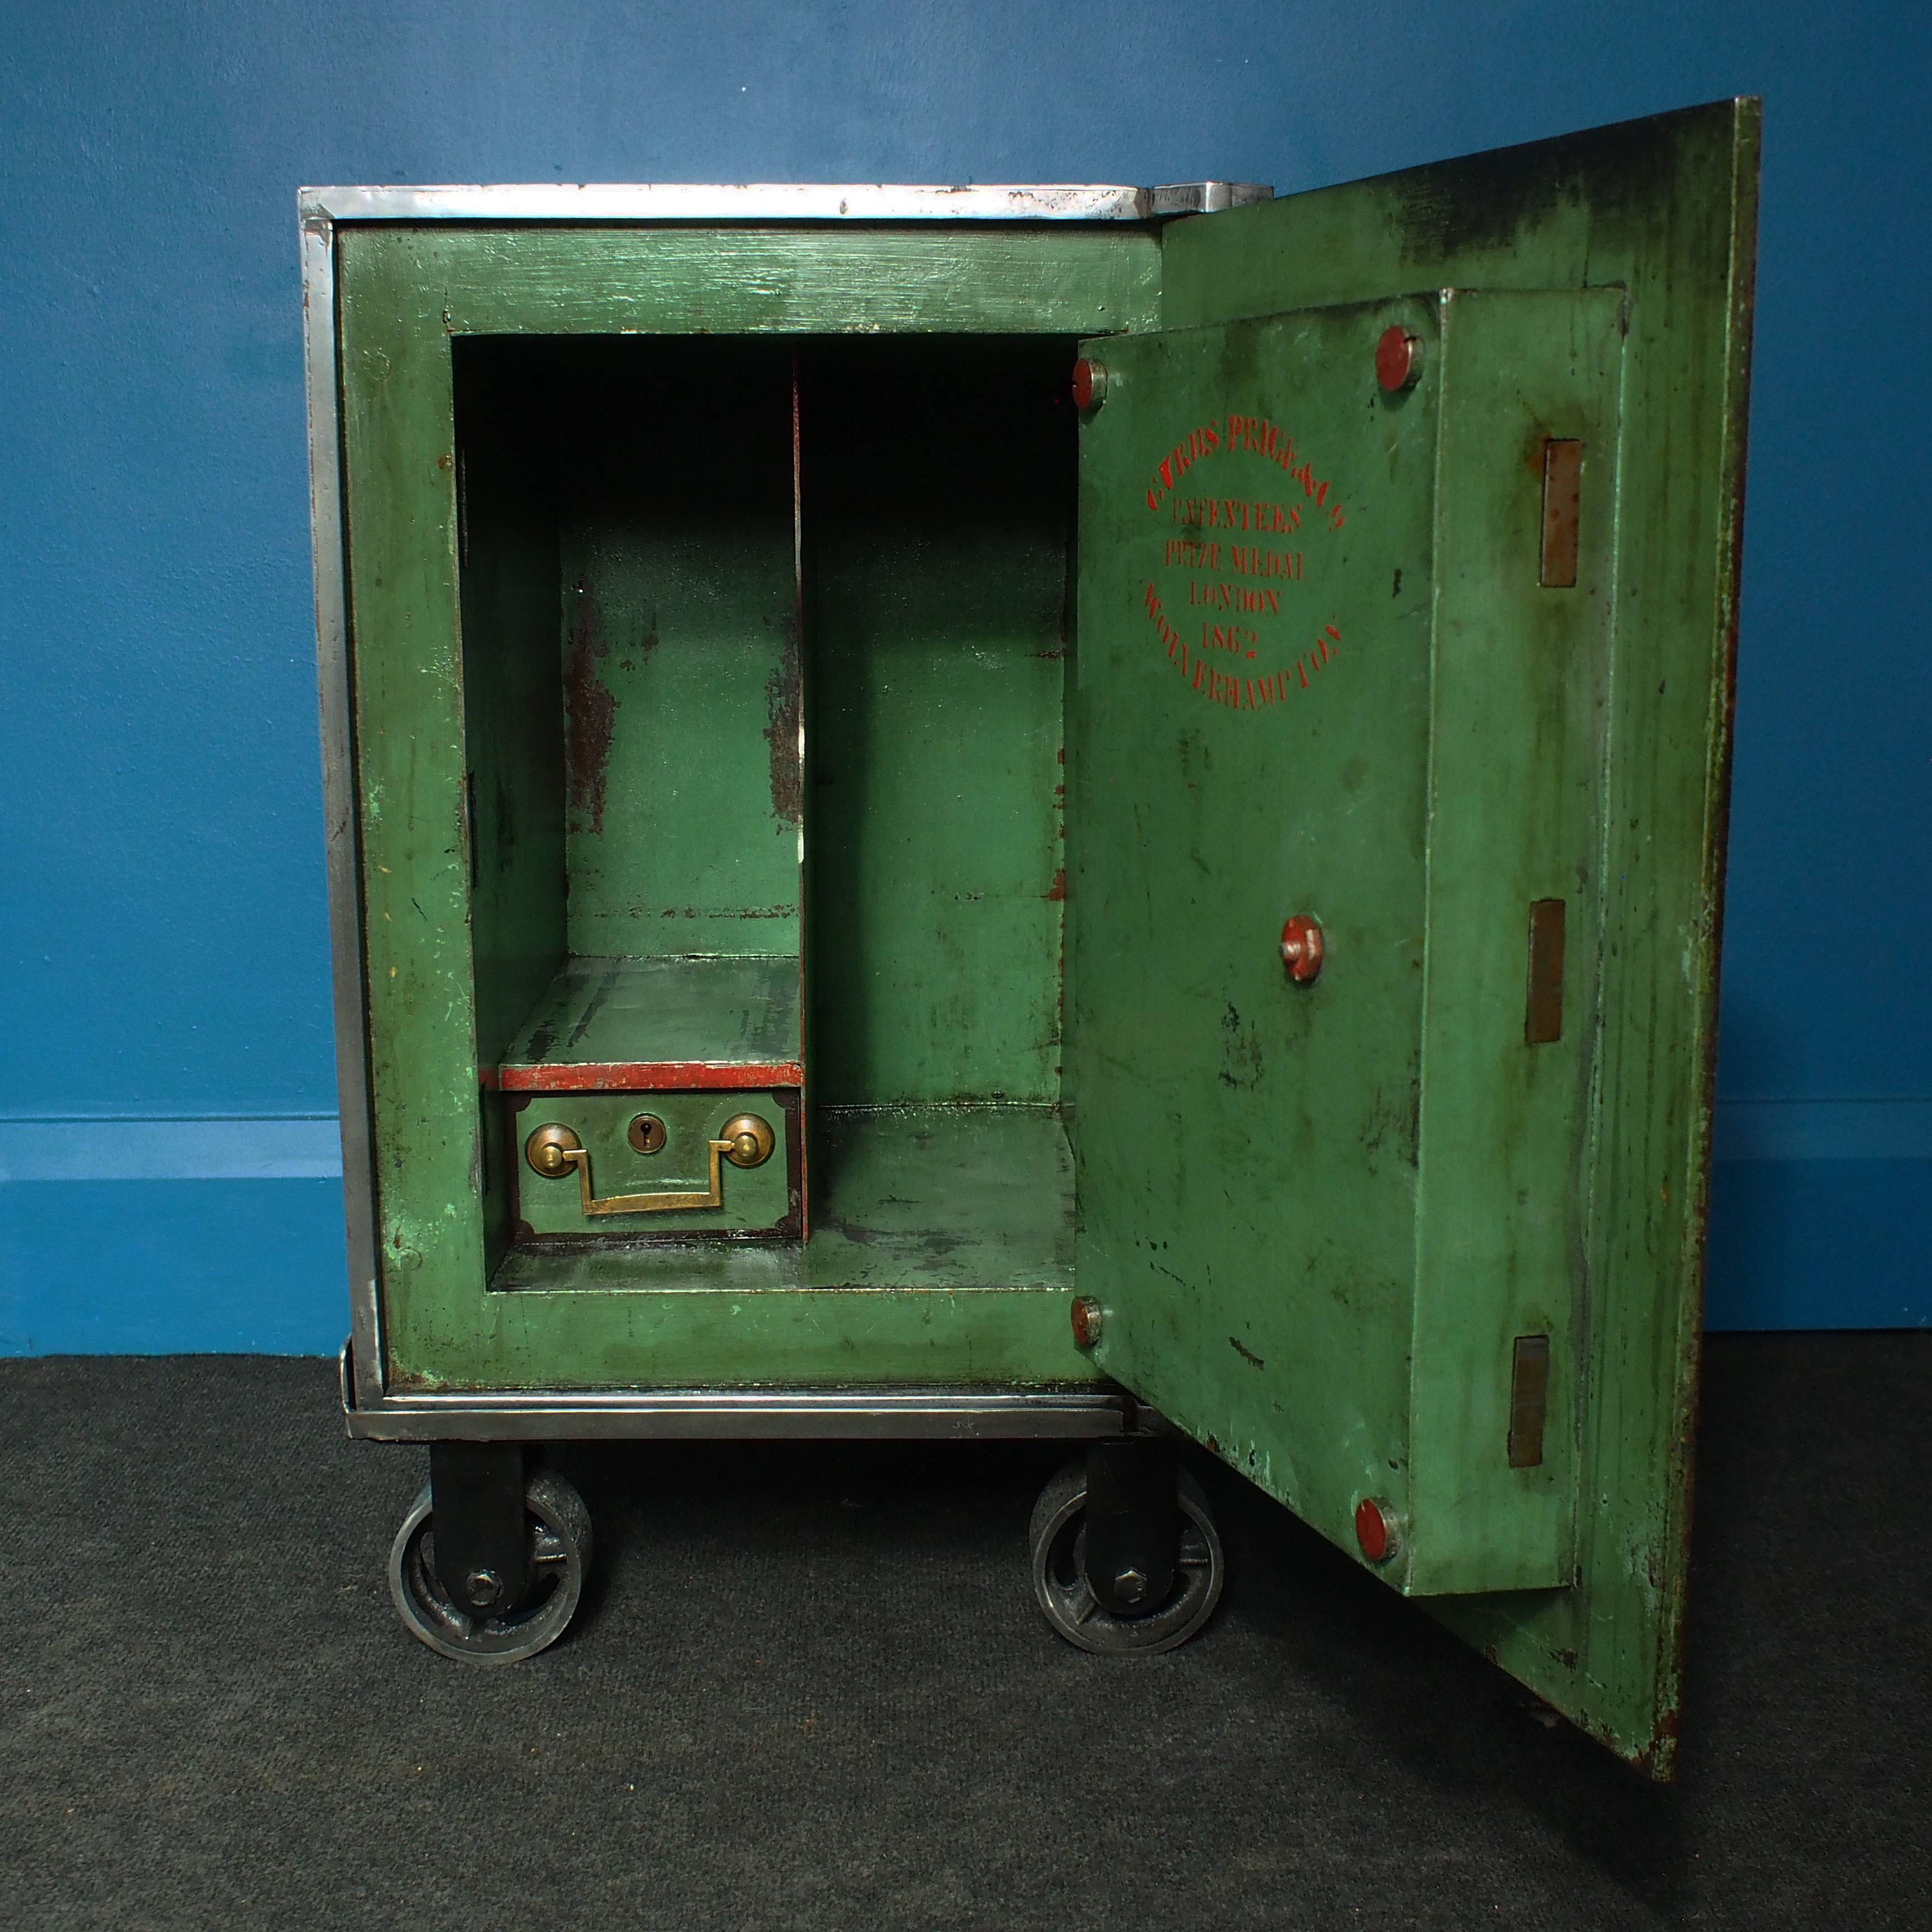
left=1, top=1334, right=1926, bottom=1930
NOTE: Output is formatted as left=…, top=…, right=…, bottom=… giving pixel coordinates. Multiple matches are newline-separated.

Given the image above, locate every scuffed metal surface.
left=764, top=612, right=803, bottom=827
left=300, top=183, right=1151, bottom=225
left=563, top=585, right=618, bottom=837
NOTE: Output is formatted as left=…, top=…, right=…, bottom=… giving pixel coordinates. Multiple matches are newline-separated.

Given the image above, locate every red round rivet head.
left=1355, top=1497, right=1400, bottom=1564
left=1280, top=914, right=1324, bottom=984
left=1071, top=357, right=1107, bottom=410
left=1071, top=1296, right=1104, bottom=1349
left=1375, top=325, right=1423, bottom=394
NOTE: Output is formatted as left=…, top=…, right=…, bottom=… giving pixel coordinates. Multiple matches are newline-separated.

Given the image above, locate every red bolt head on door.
left=1070, top=1296, right=1104, bottom=1349
left=1280, top=915, right=1324, bottom=984
left=1071, top=357, right=1108, bottom=410
left=1375, top=325, right=1424, bottom=394
left=1355, top=1497, right=1401, bottom=1564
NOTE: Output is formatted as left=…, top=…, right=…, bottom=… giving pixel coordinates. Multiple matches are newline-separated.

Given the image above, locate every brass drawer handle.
left=524, top=1114, right=774, bottom=1216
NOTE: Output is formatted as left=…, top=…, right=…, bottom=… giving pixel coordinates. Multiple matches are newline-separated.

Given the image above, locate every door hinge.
left=1142, top=182, right=1273, bottom=219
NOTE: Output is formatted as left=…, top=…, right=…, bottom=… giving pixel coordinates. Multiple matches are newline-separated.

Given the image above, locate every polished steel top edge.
left=297, top=182, right=1272, bottom=225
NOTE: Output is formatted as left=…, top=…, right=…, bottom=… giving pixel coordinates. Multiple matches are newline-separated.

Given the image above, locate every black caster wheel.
left=1029, top=1456, right=1225, bottom=1654
left=389, top=1469, right=592, bottom=1664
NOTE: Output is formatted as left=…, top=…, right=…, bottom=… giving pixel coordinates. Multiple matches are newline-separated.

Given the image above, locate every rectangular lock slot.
left=1540, top=437, right=1583, bottom=587
left=1508, top=1334, right=1551, bottom=1468
left=1524, top=897, right=1566, bottom=1045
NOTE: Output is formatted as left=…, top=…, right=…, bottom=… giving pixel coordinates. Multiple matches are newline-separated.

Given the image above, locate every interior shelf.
left=499, top=955, right=803, bottom=1089
left=490, top=1104, right=1073, bottom=1295
left=806, top=1106, right=1073, bottom=1291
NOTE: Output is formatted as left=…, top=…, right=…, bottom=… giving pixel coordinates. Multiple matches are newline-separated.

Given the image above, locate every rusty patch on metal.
left=1045, top=868, right=1067, bottom=902
left=565, top=585, right=618, bottom=836
left=764, top=611, right=803, bottom=826
left=1540, top=438, right=1583, bottom=587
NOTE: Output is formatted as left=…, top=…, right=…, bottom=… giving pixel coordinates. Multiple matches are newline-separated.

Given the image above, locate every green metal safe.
left=302, top=98, right=1758, bottom=1777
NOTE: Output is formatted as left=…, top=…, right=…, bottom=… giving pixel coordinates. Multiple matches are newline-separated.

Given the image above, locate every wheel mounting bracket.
left=1083, top=1437, right=1181, bottom=1616
left=428, top=1441, right=534, bottom=1616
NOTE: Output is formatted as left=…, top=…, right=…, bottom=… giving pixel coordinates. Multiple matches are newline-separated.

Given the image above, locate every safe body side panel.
left=1405, top=287, right=1627, bottom=1594
left=334, top=225, right=1148, bottom=1393
left=1069, top=301, right=1441, bottom=1561
left=337, top=248, right=482, bottom=1380
left=1158, top=100, right=1760, bottom=1774
left=449, top=357, right=569, bottom=1280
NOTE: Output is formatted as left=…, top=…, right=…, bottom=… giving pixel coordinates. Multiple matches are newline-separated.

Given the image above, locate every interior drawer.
left=506, top=1088, right=800, bottom=1242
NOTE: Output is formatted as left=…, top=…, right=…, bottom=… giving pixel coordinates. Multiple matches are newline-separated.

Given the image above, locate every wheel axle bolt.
left=465, top=1568, right=503, bottom=1607
left=1071, top=1296, right=1104, bottom=1349
left=1113, top=1566, right=1149, bottom=1606
left=1071, top=357, right=1109, bottom=410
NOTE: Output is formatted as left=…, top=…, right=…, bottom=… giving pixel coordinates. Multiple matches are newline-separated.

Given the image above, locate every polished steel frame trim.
left=303, top=207, right=386, bottom=1408
left=340, top=1344, right=1132, bottom=1442
left=298, top=181, right=1272, bottom=228
left=301, top=178, right=1266, bottom=1425
left=300, top=182, right=1153, bottom=225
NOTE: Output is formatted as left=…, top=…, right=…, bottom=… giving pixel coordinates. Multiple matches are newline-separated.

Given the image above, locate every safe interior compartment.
left=455, top=332, right=1078, bottom=1295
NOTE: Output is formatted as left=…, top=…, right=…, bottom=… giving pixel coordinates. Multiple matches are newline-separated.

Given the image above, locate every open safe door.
left=1069, top=100, right=1758, bottom=1777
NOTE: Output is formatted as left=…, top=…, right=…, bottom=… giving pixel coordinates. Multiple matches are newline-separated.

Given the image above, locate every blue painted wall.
left=2, top=1, right=1926, bottom=1351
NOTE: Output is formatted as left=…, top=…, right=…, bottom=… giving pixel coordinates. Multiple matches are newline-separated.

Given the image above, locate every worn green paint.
left=333, top=109, right=1751, bottom=1776
left=464, top=1107, right=1082, bottom=1383
left=554, top=337, right=803, bottom=957
left=804, top=338, right=1072, bottom=1105
left=1070, top=299, right=1439, bottom=1583
left=344, top=226, right=1161, bottom=349
left=338, top=239, right=482, bottom=1368
left=451, top=341, right=570, bottom=1276
left=503, top=956, right=802, bottom=1071
left=1406, top=287, right=1625, bottom=1594
left=1076, top=285, right=1618, bottom=1601
left=1114, top=100, right=1758, bottom=1775
left=393, top=225, right=1162, bottom=340
left=506, top=1090, right=794, bottom=1239
left=804, top=1106, right=1074, bottom=1291
left=493, top=1106, right=1072, bottom=1295
left=390, top=1280, right=1096, bottom=1391
left=335, top=225, right=1145, bottom=1398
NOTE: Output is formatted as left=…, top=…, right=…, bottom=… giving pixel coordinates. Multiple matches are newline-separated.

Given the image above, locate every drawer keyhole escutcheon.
left=524, top=1114, right=775, bottom=1218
